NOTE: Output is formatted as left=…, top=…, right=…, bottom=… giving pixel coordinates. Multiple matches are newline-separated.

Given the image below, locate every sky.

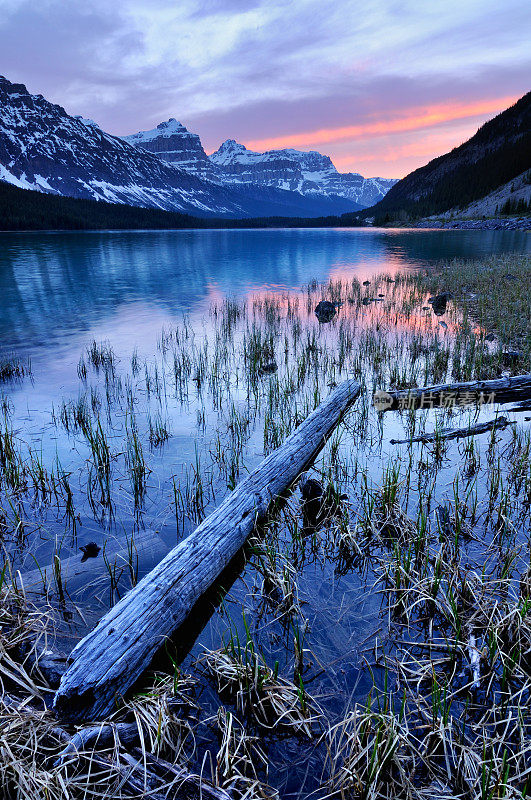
left=0, top=0, right=529, bottom=178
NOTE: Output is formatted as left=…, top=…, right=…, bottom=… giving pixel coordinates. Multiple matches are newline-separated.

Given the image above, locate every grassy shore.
left=0, top=253, right=530, bottom=798
left=421, top=254, right=531, bottom=370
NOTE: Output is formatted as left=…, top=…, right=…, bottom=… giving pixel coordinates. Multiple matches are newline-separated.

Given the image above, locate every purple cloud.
left=0, top=0, right=529, bottom=176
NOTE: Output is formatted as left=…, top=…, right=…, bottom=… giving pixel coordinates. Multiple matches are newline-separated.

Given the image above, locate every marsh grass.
left=201, top=614, right=320, bottom=737
left=0, top=356, right=31, bottom=383
left=0, top=253, right=530, bottom=797
left=212, top=707, right=277, bottom=798
left=0, top=578, right=206, bottom=800
left=414, top=254, right=531, bottom=375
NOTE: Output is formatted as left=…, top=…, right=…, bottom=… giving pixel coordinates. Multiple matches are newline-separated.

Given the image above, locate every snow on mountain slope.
left=210, top=139, right=398, bottom=207
left=0, top=77, right=247, bottom=216
left=123, top=119, right=219, bottom=182
left=123, top=121, right=395, bottom=209
left=75, top=116, right=100, bottom=129
left=0, top=77, right=359, bottom=218
left=211, top=139, right=336, bottom=176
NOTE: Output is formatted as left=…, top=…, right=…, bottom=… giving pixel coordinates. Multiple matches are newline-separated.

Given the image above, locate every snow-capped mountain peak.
left=210, top=140, right=336, bottom=173
left=210, top=139, right=250, bottom=165
left=209, top=138, right=397, bottom=206
left=123, top=124, right=396, bottom=207
left=75, top=115, right=100, bottom=129
left=124, top=118, right=190, bottom=144
left=123, top=119, right=219, bottom=181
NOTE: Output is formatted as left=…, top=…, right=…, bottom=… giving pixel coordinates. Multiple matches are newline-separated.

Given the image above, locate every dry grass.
left=202, top=646, right=320, bottom=737
left=212, top=707, right=278, bottom=799
left=1, top=253, right=531, bottom=797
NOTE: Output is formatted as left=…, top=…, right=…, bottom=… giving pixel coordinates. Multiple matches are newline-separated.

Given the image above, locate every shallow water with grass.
left=1, top=227, right=531, bottom=799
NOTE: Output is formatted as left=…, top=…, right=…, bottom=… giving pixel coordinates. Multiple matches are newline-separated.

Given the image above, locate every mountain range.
left=1, top=73, right=528, bottom=228
left=0, top=76, right=395, bottom=219
left=123, top=120, right=396, bottom=207
left=208, top=139, right=396, bottom=206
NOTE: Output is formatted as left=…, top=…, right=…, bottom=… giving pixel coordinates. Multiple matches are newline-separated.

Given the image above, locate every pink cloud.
left=329, top=121, right=483, bottom=176
left=244, top=95, right=518, bottom=150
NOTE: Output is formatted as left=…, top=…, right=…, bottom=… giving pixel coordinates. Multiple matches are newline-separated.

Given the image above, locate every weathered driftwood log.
left=390, top=415, right=514, bottom=445
left=54, top=379, right=361, bottom=722
left=509, top=399, right=531, bottom=412
left=374, top=374, right=531, bottom=412
left=54, top=721, right=140, bottom=765
left=17, top=529, right=168, bottom=599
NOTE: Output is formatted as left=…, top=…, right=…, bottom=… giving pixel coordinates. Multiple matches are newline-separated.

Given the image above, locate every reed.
left=0, top=253, right=530, bottom=798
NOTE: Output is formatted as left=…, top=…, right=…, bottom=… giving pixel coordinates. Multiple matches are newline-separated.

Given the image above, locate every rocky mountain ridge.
left=208, top=138, right=397, bottom=206
left=0, top=76, right=359, bottom=218
left=124, top=124, right=397, bottom=207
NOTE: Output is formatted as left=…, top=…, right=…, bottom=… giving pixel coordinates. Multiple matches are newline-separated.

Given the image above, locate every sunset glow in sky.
left=1, top=0, right=529, bottom=178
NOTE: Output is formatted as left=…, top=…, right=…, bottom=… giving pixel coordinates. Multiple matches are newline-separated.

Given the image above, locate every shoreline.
left=411, top=216, right=529, bottom=231
left=0, top=218, right=529, bottom=235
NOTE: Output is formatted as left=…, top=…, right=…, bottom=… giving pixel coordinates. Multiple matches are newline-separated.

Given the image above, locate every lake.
left=1, top=228, right=529, bottom=356
left=0, top=226, right=530, bottom=796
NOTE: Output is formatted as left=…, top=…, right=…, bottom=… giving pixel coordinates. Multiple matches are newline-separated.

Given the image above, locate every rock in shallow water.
left=315, top=300, right=337, bottom=322
left=428, top=292, right=453, bottom=316
left=80, top=542, right=101, bottom=562
left=259, top=360, right=278, bottom=375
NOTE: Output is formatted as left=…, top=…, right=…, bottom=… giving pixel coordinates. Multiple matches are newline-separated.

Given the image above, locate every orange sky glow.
left=243, top=95, right=519, bottom=177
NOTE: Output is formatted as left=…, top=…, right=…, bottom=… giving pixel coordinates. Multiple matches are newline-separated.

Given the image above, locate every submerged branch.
left=390, top=415, right=514, bottom=444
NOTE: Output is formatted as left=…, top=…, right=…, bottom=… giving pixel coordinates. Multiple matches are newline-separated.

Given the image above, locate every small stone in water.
left=80, top=542, right=101, bottom=562
left=315, top=300, right=337, bottom=322
left=259, top=361, right=278, bottom=375
left=502, top=350, right=521, bottom=365
left=300, top=475, right=324, bottom=526
left=428, top=292, right=453, bottom=316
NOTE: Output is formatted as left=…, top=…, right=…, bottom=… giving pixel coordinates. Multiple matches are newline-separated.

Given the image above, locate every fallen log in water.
left=58, top=737, right=232, bottom=800
left=54, top=722, right=140, bottom=765
left=54, top=379, right=361, bottom=722
left=16, top=529, right=168, bottom=599
left=374, top=374, right=531, bottom=411
left=390, top=415, right=514, bottom=445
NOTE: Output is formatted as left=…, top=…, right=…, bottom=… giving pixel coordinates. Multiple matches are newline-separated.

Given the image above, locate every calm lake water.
left=0, top=227, right=529, bottom=796
left=1, top=227, right=529, bottom=357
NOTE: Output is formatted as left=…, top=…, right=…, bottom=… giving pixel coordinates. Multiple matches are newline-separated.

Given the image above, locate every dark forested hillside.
left=0, top=181, right=200, bottom=230
left=369, top=92, right=531, bottom=221
left=0, top=180, right=363, bottom=231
